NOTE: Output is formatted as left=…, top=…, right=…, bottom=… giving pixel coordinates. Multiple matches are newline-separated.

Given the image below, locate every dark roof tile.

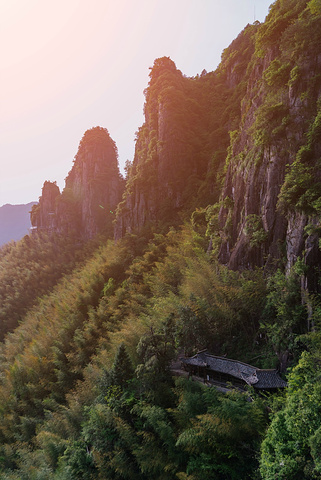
left=182, top=351, right=287, bottom=389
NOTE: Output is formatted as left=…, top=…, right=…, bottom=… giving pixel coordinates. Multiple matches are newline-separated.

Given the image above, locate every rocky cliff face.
left=30, top=181, right=60, bottom=231
left=115, top=29, right=258, bottom=237
left=114, top=1, right=321, bottom=286
left=31, top=127, right=124, bottom=239
left=31, top=0, right=321, bottom=291
left=63, top=127, right=124, bottom=238
left=218, top=0, right=321, bottom=289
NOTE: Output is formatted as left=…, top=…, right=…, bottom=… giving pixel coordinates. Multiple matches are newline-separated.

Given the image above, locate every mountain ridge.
left=0, top=201, right=37, bottom=246
left=29, top=3, right=321, bottom=288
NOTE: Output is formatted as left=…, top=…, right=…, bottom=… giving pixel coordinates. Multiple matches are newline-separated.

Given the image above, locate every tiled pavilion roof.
left=182, top=351, right=287, bottom=389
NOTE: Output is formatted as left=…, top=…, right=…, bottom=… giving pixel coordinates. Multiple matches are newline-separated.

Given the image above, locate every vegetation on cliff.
left=218, top=0, right=321, bottom=271
left=115, top=23, right=257, bottom=236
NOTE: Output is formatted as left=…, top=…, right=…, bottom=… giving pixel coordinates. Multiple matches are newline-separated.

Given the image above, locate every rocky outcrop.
left=115, top=28, right=258, bottom=237
left=218, top=1, right=321, bottom=286
left=31, top=127, right=124, bottom=239
left=31, top=2, right=321, bottom=290
left=30, top=181, right=60, bottom=231
left=63, top=127, right=124, bottom=238
left=115, top=57, right=198, bottom=238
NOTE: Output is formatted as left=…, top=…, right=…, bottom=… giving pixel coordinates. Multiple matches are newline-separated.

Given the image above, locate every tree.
left=136, top=322, right=176, bottom=406
left=111, top=343, right=134, bottom=388
left=260, top=336, right=321, bottom=479
left=176, top=387, right=267, bottom=480
left=261, top=268, right=306, bottom=371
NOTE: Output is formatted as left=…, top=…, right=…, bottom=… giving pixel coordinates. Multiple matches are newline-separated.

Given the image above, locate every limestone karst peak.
left=31, top=127, right=124, bottom=239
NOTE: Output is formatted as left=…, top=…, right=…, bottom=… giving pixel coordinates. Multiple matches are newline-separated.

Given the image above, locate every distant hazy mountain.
left=0, top=202, right=37, bottom=246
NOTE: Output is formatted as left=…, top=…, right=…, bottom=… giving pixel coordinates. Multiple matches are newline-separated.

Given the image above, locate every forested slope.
left=0, top=227, right=270, bottom=479
left=0, top=232, right=95, bottom=340
left=0, top=1, right=321, bottom=478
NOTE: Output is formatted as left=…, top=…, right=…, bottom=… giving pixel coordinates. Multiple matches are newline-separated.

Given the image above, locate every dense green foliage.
left=0, top=223, right=314, bottom=479
left=260, top=336, right=321, bottom=479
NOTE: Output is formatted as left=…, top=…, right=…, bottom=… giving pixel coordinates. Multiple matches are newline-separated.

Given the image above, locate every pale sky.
left=0, top=0, right=272, bottom=207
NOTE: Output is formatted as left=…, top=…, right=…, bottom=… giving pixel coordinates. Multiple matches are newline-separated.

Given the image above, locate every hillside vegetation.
left=0, top=1, right=321, bottom=478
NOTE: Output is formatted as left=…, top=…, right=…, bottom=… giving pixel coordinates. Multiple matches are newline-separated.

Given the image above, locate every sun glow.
left=1, top=1, right=158, bottom=135
left=0, top=0, right=272, bottom=206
